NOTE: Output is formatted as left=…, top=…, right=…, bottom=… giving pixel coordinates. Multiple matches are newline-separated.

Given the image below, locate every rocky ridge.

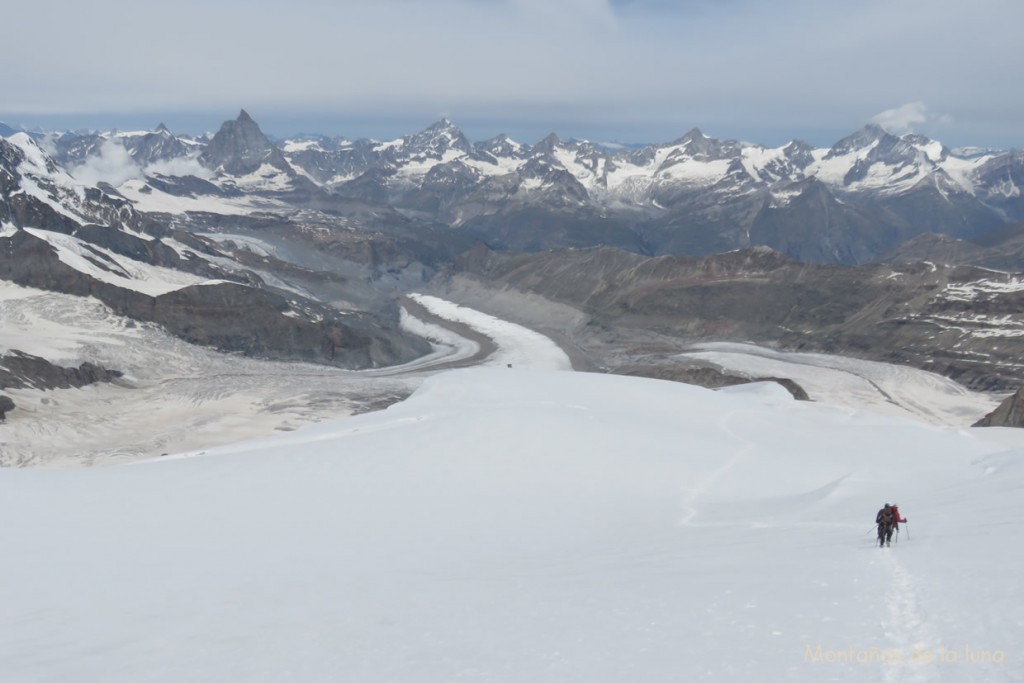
left=974, top=387, right=1024, bottom=427
left=7, top=110, right=1024, bottom=402
left=430, top=243, right=1024, bottom=391
left=38, top=112, right=1024, bottom=267
left=0, top=132, right=431, bottom=374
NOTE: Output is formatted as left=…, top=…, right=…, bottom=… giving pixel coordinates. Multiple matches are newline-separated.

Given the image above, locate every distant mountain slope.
left=0, top=133, right=430, bottom=370
left=277, top=119, right=1017, bottom=264
left=33, top=112, right=1024, bottom=266
left=878, top=222, right=1024, bottom=270
left=200, top=109, right=296, bottom=178
left=434, top=243, right=1024, bottom=390
left=10, top=111, right=1024, bottom=388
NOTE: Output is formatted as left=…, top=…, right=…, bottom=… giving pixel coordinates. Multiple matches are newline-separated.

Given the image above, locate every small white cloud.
left=144, top=155, right=213, bottom=179
left=69, top=139, right=143, bottom=187
left=37, top=134, right=59, bottom=157
left=870, top=102, right=950, bottom=136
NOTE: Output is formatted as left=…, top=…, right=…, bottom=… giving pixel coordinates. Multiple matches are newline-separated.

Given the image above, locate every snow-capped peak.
left=403, top=119, right=473, bottom=159
left=476, top=134, right=528, bottom=160
left=825, top=123, right=890, bottom=159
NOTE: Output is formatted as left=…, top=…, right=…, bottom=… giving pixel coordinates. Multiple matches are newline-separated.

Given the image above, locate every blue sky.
left=3, top=0, right=1022, bottom=148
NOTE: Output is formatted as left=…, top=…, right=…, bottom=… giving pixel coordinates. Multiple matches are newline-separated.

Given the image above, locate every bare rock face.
left=0, top=394, right=14, bottom=420
left=0, top=352, right=124, bottom=423
left=199, top=109, right=294, bottom=177
left=137, top=282, right=429, bottom=369
left=612, top=363, right=811, bottom=400
left=0, top=231, right=430, bottom=369
left=0, top=351, right=123, bottom=391
left=439, top=244, right=1024, bottom=391
left=1, top=135, right=431, bottom=372
left=974, top=387, right=1024, bottom=427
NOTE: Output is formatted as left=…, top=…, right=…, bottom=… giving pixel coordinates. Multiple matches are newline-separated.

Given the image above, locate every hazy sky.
left=4, top=0, right=1022, bottom=147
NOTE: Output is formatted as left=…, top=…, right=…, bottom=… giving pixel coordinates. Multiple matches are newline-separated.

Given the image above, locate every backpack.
left=877, top=507, right=895, bottom=526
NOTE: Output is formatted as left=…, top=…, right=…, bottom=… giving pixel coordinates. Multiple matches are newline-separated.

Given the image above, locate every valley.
left=4, top=110, right=1024, bottom=466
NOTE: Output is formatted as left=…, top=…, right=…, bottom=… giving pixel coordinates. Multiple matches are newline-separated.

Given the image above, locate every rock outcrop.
left=612, top=363, right=810, bottom=400
left=0, top=351, right=123, bottom=391
left=0, top=394, right=14, bottom=420
left=438, top=243, right=1024, bottom=390
left=974, top=387, right=1024, bottom=428
left=1, top=135, right=431, bottom=372
left=200, top=110, right=295, bottom=177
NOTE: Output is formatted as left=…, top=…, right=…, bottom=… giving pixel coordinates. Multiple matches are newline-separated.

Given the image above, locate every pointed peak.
left=424, top=117, right=459, bottom=133
left=531, top=132, right=562, bottom=155
left=477, top=133, right=526, bottom=158
left=862, top=122, right=907, bottom=144
left=857, top=122, right=896, bottom=143
left=237, top=109, right=254, bottom=123
left=155, top=122, right=171, bottom=134
left=670, top=127, right=711, bottom=146
left=782, top=139, right=816, bottom=161
left=903, top=132, right=934, bottom=145
left=403, top=118, right=472, bottom=156
left=827, top=123, right=892, bottom=157
left=479, top=132, right=514, bottom=146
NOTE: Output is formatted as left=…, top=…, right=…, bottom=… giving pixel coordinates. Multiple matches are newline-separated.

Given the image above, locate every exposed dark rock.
left=0, top=351, right=122, bottom=391
left=0, top=229, right=429, bottom=370
left=200, top=110, right=295, bottom=177
left=43, top=115, right=1024, bottom=268
left=0, top=394, right=14, bottom=420
left=767, top=377, right=811, bottom=401
left=749, top=178, right=901, bottom=263
left=974, top=387, right=1024, bottom=427
left=120, top=125, right=192, bottom=165
left=459, top=206, right=645, bottom=254
left=876, top=233, right=991, bottom=266
left=139, top=282, right=429, bottom=369
left=974, top=151, right=1024, bottom=220
left=145, top=174, right=240, bottom=198
left=611, top=363, right=810, bottom=400
left=438, top=243, right=1024, bottom=391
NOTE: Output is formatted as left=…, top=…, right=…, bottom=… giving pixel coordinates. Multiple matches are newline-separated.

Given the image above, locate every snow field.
left=408, top=293, right=572, bottom=370
left=2, top=368, right=1023, bottom=682
left=681, top=342, right=1002, bottom=426
left=3, top=281, right=1024, bottom=681
left=0, top=285, right=567, bottom=465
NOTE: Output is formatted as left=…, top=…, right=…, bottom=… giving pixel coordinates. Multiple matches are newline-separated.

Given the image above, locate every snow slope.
left=681, top=342, right=1002, bottom=426
left=23, top=227, right=214, bottom=296
left=2, top=368, right=1023, bottom=682
left=0, top=285, right=566, bottom=466
left=409, top=293, right=572, bottom=371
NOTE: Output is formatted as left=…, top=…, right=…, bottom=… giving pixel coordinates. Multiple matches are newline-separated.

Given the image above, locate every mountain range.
left=3, top=110, right=1024, bottom=404
left=6, top=111, right=1024, bottom=683
left=18, top=110, right=1023, bottom=267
